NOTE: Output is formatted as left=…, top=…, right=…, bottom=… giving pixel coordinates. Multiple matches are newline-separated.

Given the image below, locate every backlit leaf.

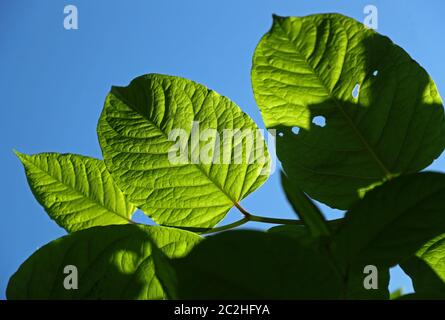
left=98, top=74, right=270, bottom=228
left=7, top=225, right=201, bottom=299
left=16, top=152, right=135, bottom=232
left=252, top=14, right=445, bottom=209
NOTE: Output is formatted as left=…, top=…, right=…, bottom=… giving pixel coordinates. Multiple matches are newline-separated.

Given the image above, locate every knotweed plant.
left=8, top=14, right=445, bottom=299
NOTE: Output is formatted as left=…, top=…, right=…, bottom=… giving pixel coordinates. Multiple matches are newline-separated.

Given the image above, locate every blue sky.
left=1, top=0, right=445, bottom=299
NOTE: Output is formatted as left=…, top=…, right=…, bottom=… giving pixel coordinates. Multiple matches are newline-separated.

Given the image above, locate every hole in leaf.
left=352, top=83, right=360, bottom=99
left=389, top=265, right=414, bottom=296
left=312, top=116, right=326, bottom=127
left=372, top=70, right=379, bottom=76
left=291, top=127, right=300, bottom=135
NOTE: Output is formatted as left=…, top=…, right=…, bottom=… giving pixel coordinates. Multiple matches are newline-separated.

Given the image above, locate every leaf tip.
left=13, top=149, right=24, bottom=159
left=272, top=14, right=285, bottom=23
left=110, top=85, right=125, bottom=95
left=13, top=149, right=31, bottom=164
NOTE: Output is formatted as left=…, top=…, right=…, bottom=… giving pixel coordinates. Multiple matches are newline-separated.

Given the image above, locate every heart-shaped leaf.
left=98, top=74, right=270, bottom=228
left=252, top=14, right=445, bottom=209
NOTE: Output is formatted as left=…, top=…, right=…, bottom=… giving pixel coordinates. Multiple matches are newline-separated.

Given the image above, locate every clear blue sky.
left=1, top=0, right=445, bottom=299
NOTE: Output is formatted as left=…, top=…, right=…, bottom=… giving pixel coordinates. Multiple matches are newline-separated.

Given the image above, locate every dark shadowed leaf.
left=333, top=172, right=445, bottom=268
left=280, top=171, right=330, bottom=238
left=171, top=230, right=343, bottom=299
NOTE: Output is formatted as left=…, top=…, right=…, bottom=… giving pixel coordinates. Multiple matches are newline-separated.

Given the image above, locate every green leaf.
left=171, top=230, right=343, bottom=299
left=150, top=240, right=180, bottom=300
left=7, top=224, right=201, bottom=299
left=332, top=172, right=445, bottom=268
left=389, top=288, right=403, bottom=300
left=412, top=234, right=445, bottom=283
left=98, top=74, right=270, bottom=228
left=252, top=14, right=445, bottom=209
left=401, top=234, right=445, bottom=298
left=16, top=152, right=136, bottom=232
left=280, top=171, right=330, bottom=238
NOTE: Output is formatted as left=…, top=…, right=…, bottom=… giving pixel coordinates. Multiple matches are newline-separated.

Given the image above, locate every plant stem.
left=200, top=217, right=249, bottom=235
left=248, top=214, right=305, bottom=225
left=199, top=203, right=305, bottom=235
left=235, top=202, right=304, bottom=225
left=159, top=203, right=341, bottom=235
left=234, top=203, right=252, bottom=218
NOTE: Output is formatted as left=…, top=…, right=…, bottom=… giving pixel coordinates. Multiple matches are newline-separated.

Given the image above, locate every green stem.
left=161, top=203, right=342, bottom=236
left=248, top=214, right=305, bottom=225
left=200, top=217, right=249, bottom=235
left=199, top=204, right=305, bottom=235
left=235, top=202, right=304, bottom=225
